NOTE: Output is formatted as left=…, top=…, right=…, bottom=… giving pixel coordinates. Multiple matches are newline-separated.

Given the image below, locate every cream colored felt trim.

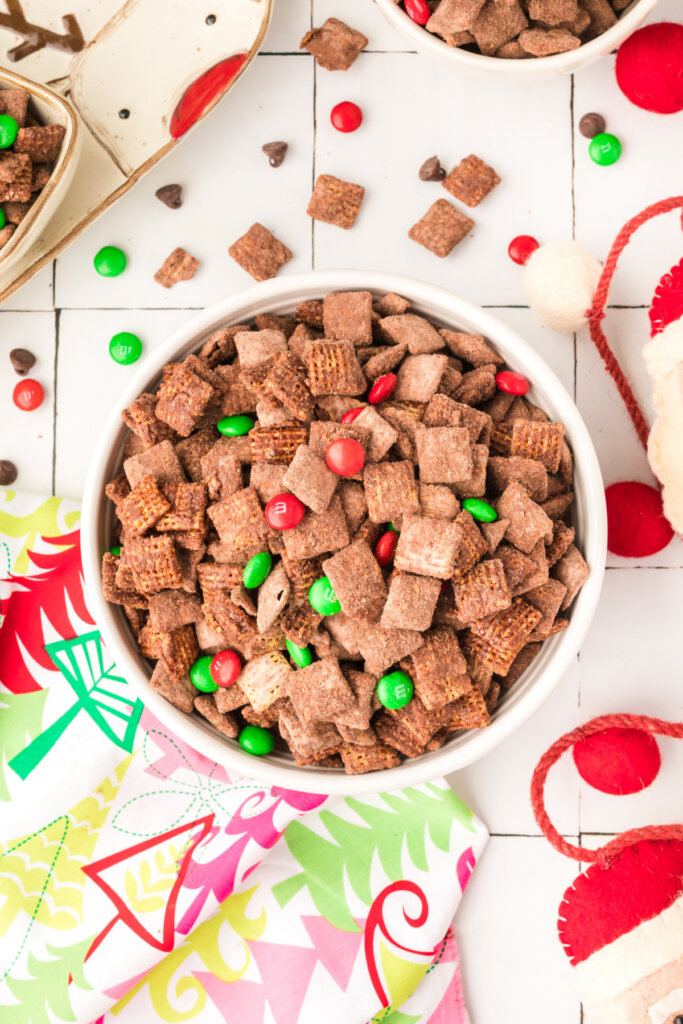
left=574, top=895, right=683, bottom=1003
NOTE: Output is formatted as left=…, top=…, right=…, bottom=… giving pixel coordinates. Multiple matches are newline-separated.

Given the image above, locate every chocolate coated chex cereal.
left=281, top=550, right=323, bottom=604
left=117, top=475, right=171, bottom=536
left=363, top=461, right=420, bottom=523
left=280, top=707, right=342, bottom=758
left=427, top=0, right=486, bottom=34
left=282, top=494, right=349, bottom=560
left=304, top=339, right=366, bottom=396
left=440, top=329, right=504, bottom=368
left=408, top=627, right=472, bottom=710
left=300, top=17, right=368, bottom=70
left=156, top=482, right=207, bottom=532
left=207, top=487, right=269, bottom=551
left=150, top=661, right=195, bottom=713
left=250, top=424, right=309, bottom=464
left=340, top=742, right=401, bottom=774
left=415, top=426, right=473, bottom=485
left=162, top=624, right=198, bottom=680
left=194, top=694, right=239, bottom=738
left=452, top=510, right=489, bottom=578
left=359, top=623, right=424, bottom=676
left=552, top=544, right=589, bottom=609
left=363, top=343, right=408, bottom=382
left=262, top=358, right=315, bottom=422
left=455, top=365, right=497, bottom=406
left=380, top=572, right=441, bottom=633
left=285, top=656, right=355, bottom=722
left=419, top=483, right=459, bottom=520
left=468, top=597, right=542, bottom=674
left=450, top=444, right=488, bottom=500
left=149, top=590, right=202, bottom=631
left=228, top=223, right=292, bottom=281
left=442, top=154, right=501, bottom=208
left=323, top=291, right=373, bottom=346
left=307, top=174, right=365, bottom=230
left=511, top=539, right=549, bottom=595
left=510, top=420, right=564, bottom=473
left=394, top=354, right=448, bottom=403
left=472, top=0, right=528, bottom=54
left=352, top=407, right=398, bottom=462
left=282, top=602, right=323, bottom=647
left=154, top=248, right=200, bottom=289
left=487, top=455, right=548, bottom=502
left=395, top=514, right=459, bottom=579
left=214, top=681, right=248, bottom=713
left=197, top=562, right=243, bottom=597
left=238, top=652, right=292, bottom=712
left=14, top=124, right=65, bottom=162
left=127, top=535, right=183, bottom=594
left=455, top=559, right=512, bottom=622
left=283, top=444, right=338, bottom=513
left=101, top=553, right=148, bottom=608
left=374, top=714, right=426, bottom=758
left=323, top=539, right=388, bottom=622
left=523, top=579, right=567, bottom=633
left=439, top=687, right=490, bottom=730
left=156, top=364, right=214, bottom=436
left=408, top=199, right=474, bottom=258
left=496, top=480, right=553, bottom=554
left=546, top=521, right=575, bottom=567
left=235, top=328, right=288, bottom=366
left=380, top=314, right=445, bottom=355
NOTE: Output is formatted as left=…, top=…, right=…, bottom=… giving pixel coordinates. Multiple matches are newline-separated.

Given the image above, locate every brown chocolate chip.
left=10, top=347, right=35, bottom=375
left=262, top=141, right=288, bottom=168
left=419, top=156, right=446, bottom=182
left=155, top=184, right=183, bottom=209
left=0, top=460, right=17, bottom=485
left=578, top=112, right=606, bottom=139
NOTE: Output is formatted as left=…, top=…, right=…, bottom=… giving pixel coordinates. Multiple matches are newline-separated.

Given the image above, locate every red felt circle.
left=573, top=727, right=661, bottom=795
left=605, top=481, right=674, bottom=557
left=330, top=101, right=363, bottom=133
left=13, top=378, right=44, bottom=411
left=615, top=23, right=683, bottom=114
left=211, top=649, right=241, bottom=687
left=325, top=437, right=365, bottom=477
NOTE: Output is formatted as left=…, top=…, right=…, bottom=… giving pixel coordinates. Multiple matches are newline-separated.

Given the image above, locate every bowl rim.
left=373, top=0, right=658, bottom=74
left=82, top=269, right=606, bottom=795
left=0, top=67, right=79, bottom=265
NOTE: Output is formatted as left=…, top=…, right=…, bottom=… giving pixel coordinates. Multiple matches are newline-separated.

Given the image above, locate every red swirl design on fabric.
left=364, top=880, right=437, bottom=1007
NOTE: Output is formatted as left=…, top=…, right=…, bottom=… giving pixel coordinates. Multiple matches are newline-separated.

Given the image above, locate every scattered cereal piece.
left=228, top=222, right=292, bottom=282
left=442, top=154, right=501, bottom=208
left=408, top=199, right=474, bottom=258
left=307, top=174, right=365, bottom=230
left=154, top=247, right=200, bottom=288
left=300, top=18, right=368, bottom=71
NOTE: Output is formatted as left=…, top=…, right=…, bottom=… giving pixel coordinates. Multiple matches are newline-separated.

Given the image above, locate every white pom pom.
left=523, top=241, right=602, bottom=333
left=645, top=317, right=683, bottom=533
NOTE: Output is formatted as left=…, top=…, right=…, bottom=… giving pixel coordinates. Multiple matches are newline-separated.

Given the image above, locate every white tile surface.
left=2, top=4, right=682, bottom=1021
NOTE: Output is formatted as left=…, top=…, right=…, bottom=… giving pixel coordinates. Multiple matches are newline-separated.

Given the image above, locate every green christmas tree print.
left=1, top=936, right=94, bottom=1024
left=0, top=689, right=47, bottom=800
left=273, top=784, right=473, bottom=932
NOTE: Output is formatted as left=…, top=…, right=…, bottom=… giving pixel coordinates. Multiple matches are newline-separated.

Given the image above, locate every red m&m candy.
left=368, top=373, right=397, bottom=405
left=496, top=370, right=529, bottom=396
left=341, top=407, right=364, bottom=424
left=265, top=493, right=305, bottom=530
left=375, top=530, right=398, bottom=567
left=508, top=235, right=539, bottom=266
left=211, top=649, right=241, bottom=687
left=330, top=101, right=363, bottom=133
left=13, top=379, right=44, bottom=411
left=404, top=0, right=430, bottom=25
left=325, top=437, right=365, bottom=477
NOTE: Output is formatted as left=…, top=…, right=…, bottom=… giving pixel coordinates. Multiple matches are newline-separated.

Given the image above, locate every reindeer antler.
left=0, top=0, right=84, bottom=62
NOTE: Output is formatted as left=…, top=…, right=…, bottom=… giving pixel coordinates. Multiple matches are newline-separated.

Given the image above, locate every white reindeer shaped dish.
left=0, top=0, right=271, bottom=301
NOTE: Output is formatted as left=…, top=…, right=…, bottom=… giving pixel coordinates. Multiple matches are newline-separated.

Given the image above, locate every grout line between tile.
left=50, top=308, right=61, bottom=497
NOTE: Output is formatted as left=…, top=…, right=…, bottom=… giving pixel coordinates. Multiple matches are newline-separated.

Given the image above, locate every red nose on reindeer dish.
left=170, top=54, right=249, bottom=138
left=100, top=288, right=590, bottom=775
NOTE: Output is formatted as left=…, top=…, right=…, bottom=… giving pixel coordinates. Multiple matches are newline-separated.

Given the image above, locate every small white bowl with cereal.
left=375, top=0, right=659, bottom=76
left=82, top=271, right=606, bottom=795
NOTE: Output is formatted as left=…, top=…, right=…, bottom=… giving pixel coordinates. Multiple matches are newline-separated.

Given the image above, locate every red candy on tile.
left=508, top=235, right=540, bottom=266
left=368, top=373, right=397, bottom=405
left=605, top=481, right=674, bottom=557
left=496, top=370, right=529, bottom=396
left=573, top=727, right=661, bottom=795
left=13, top=379, right=44, bottom=411
left=404, top=0, right=430, bottom=26
left=330, top=101, right=363, bottom=133
left=375, top=530, right=398, bottom=566
left=264, top=493, right=306, bottom=530
left=326, top=437, right=365, bottom=477
left=340, top=407, right=364, bottom=424
left=210, top=649, right=241, bottom=687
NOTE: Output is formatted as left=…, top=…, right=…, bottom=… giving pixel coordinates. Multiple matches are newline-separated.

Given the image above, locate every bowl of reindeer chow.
left=375, top=0, right=658, bottom=76
left=82, top=271, right=606, bottom=795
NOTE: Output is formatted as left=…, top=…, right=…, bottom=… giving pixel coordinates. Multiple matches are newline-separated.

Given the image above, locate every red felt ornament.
left=650, top=256, right=683, bottom=336
left=605, top=481, right=674, bottom=558
left=615, top=23, right=683, bottom=115
left=573, top=726, right=661, bottom=795
left=532, top=714, right=683, bottom=1024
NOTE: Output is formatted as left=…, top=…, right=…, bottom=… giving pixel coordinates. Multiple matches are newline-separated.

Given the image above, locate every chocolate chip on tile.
left=578, top=112, right=606, bottom=139
left=10, top=347, right=35, bottom=376
left=0, top=459, right=18, bottom=485
left=155, top=184, right=183, bottom=208
left=262, top=141, right=288, bottom=167
left=419, top=156, right=447, bottom=182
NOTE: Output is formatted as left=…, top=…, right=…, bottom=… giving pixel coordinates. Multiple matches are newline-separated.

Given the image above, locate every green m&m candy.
left=109, top=545, right=121, bottom=557
left=388, top=522, right=399, bottom=533
left=589, top=133, right=622, bottom=166
left=286, top=639, right=313, bottom=668
left=0, top=115, right=18, bottom=149
left=218, top=414, right=254, bottom=437
left=239, top=724, right=274, bottom=756
left=308, top=576, right=341, bottom=615
left=243, top=550, right=272, bottom=589
left=94, top=245, right=127, bottom=277
left=190, top=655, right=218, bottom=692
left=0, top=208, right=5, bottom=231
left=109, top=331, right=142, bottom=365
left=461, top=498, right=497, bottom=523
left=377, top=670, right=413, bottom=710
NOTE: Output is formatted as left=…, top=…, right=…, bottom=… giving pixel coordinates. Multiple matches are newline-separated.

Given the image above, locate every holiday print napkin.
left=0, top=489, right=488, bottom=1024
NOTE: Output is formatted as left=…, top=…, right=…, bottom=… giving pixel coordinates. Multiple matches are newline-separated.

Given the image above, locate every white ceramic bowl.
left=375, top=0, right=658, bottom=78
left=0, top=67, right=80, bottom=268
left=82, top=270, right=606, bottom=795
